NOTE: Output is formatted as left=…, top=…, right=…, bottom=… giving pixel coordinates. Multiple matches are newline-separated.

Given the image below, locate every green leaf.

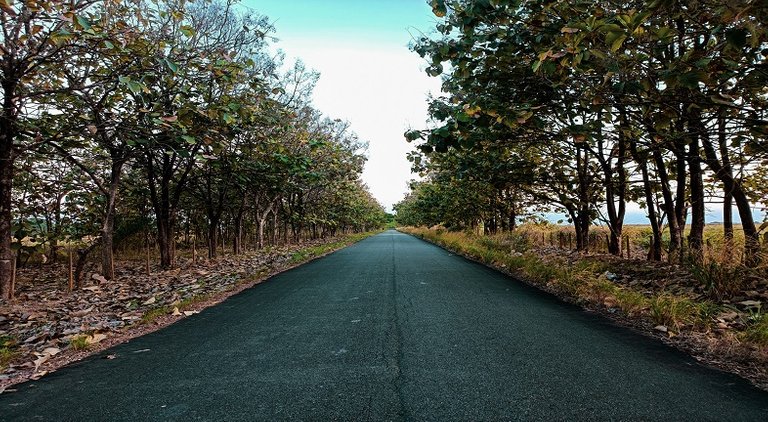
left=180, top=25, right=196, bottom=37
left=164, top=58, right=179, bottom=73
left=694, top=58, right=712, bottom=68
left=456, top=112, right=471, bottom=123
left=405, top=130, right=423, bottom=142
left=75, top=15, right=92, bottom=31
left=605, top=31, right=627, bottom=52
left=431, top=0, right=447, bottom=17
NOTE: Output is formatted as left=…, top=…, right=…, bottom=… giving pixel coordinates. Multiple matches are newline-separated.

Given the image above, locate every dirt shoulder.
left=0, top=232, right=378, bottom=391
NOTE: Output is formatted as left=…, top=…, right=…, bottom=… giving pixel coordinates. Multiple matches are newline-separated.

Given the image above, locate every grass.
left=649, top=296, right=697, bottom=331
left=0, top=336, right=19, bottom=370
left=69, top=335, right=90, bottom=351
left=689, top=260, right=747, bottom=301
left=141, top=306, right=172, bottom=324
left=743, top=311, right=768, bottom=347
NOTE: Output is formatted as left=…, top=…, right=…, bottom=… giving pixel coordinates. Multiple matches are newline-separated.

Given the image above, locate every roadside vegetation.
left=396, top=0, right=768, bottom=386
left=0, top=0, right=388, bottom=301
left=400, top=0, right=768, bottom=266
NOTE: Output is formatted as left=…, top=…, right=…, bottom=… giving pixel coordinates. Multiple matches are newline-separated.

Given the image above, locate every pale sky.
left=241, top=0, right=442, bottom=212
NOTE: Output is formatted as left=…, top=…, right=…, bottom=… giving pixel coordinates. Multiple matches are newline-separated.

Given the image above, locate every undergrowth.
left=69, top=335, right=90, bottom=351
left=0, top=336, right=19, bottom=370
left=743, top=311, right=768, bottom=347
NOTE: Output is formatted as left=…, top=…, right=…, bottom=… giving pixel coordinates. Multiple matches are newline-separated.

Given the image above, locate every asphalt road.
left=1, top=230, right=767, bottom=421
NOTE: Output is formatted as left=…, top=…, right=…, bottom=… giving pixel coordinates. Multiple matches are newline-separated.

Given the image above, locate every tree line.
left=0, top=0, right=386, bottom=299
left=398, top=0, right=767, bottom=266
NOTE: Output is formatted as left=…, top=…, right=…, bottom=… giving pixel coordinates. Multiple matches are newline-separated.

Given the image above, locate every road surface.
left=1, top=230, right=766, bottom=420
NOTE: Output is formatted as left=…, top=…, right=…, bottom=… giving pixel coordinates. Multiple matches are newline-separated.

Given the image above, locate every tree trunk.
left=650, top=141, right=682, bottom=261
left=272, top=211, right=278, bottom=246
left=258, top=217, right=267, bottom=249
left=687, top=114, right=705, bottom=263
left=0, top=80, right=17, bottom=300
left=156, top=213, right=175, bottom=268
left=207, top=217, right=219, bottom=259
left=718, top=112, right=734, bottom=245
left=233, top=207, right=244, bottom=255
left=574, top=144, right=592, bottom=251
left=701, top=121, right=761, bottom=266
left=100, top=159, right=125, bottom=280
left=0, top=146, right=13, bottom=300
left=631, top=142, right=662, bottom=261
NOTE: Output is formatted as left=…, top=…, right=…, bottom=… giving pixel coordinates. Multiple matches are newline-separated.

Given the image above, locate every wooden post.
left=10, top=252, right=16, bottom=300
left=68, top=246, right=74, bottom=292
left=625, top=236, right=631, bottom=259
left=145, top=233, right=151, bottom=276
left=192, top=236, right=197, bottom=265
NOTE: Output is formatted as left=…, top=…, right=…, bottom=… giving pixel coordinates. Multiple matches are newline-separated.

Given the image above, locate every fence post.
left=624, top=235, right=630, bottom=259
left=68, top=247, right=74, bottom=292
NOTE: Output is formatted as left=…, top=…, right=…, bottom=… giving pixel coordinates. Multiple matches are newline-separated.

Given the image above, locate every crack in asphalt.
left=387, top=230, right=406, bottom=421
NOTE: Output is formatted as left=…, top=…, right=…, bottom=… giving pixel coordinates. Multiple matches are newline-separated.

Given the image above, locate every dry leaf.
left=42, top=347, right=61, bottom=357
left=86, top=333, right=107, bottom=345
left=92, top=274, right=108, bottom=284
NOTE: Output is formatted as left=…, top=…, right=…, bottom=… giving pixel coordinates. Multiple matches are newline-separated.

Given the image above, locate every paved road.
left=1, top=230, right=767, bottom=421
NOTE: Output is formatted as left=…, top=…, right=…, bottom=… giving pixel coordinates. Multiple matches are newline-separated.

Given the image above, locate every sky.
left=241, top=0, right=443, bottom=212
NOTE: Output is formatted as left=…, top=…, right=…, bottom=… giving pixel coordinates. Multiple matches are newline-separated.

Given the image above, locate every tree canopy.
left=398, top=0, right=768, bottom=266
left=0, top=0, right=386, bottom=298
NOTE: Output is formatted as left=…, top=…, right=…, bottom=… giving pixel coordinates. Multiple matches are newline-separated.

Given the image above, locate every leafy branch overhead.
left=0, top=0, right=387, bottom=299
left=401, top=0, right=768, bottom=266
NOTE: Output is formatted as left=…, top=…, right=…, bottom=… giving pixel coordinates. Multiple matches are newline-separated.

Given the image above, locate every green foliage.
left=689, top=261, right=746, bottom=301
left=0, top=0, right=387, bottom=287
left=0, top=336, right=19, bottom=370
left=403, top=0, right=768, bottom=265
left=69, top=335, right=91, bottom=351
left=141, top=307, right=172, bottom=324
left=649, top=296, right=697, bottom=331
left=742, top=311, right=768, bottom=347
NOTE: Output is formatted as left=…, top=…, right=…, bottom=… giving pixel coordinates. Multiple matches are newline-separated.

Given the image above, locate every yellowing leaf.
left=0, top=0, right=16, bottom=16
left=86, top=333, right=107, bottom=344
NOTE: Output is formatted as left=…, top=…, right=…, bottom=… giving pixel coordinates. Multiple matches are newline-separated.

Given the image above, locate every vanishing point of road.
left=1, top=230, right=767, bottom=421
